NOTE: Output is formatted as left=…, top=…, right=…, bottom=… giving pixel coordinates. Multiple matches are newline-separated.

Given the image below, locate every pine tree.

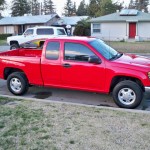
left=31, top=0, right=40, bottom=15
left=128, top=0, right=136, bottom=9
left=72, top=2, right=76, bottom=15
left=0, top=0, right=5, bottom=11
left=135, top=0, right=149, bottom=12
left=76, top=0, right=87, bottom=16
left=43, top=0, right=55, bottom=15
left=11, top=0, right=31, bottom=16
left=64, top=0, right=75, bottom=16
left=87, top=0, right=122, bottom=17
left=98, top=0, right=122, bottom=16
left=87, top=0, right=99, bottom=17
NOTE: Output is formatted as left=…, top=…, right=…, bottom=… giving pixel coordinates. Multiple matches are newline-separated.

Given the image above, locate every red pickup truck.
left=0, top=37, right=150, bottom=109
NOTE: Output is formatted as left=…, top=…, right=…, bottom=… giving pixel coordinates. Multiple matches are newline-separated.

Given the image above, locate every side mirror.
left=88, top=55, right=102, bottom=64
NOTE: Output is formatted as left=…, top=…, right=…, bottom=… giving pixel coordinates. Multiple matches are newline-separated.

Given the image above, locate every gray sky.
left=2, top=0, right=130, bottom=17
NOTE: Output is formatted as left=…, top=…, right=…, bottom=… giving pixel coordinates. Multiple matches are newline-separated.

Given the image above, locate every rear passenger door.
left=41, top=41, right=61, bottom=86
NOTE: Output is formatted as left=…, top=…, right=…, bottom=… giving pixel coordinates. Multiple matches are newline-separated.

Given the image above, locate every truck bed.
left=0, top=48, right=43, bottom=86
left=0, top=48, right=42, bottom=57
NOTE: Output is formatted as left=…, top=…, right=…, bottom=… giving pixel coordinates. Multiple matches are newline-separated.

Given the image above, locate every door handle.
left=62, top=63, right=71, bottom=68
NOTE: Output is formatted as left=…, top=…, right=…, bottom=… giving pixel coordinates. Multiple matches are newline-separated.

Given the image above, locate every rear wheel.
left=7, top=72, right=29, bottom=95
left=112, top=80, right=143, bottom=109
left=10, top=44, right=20, bottom=50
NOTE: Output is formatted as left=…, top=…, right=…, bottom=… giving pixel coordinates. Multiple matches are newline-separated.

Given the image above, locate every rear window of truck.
left=37, top=28, right=54, bottom=35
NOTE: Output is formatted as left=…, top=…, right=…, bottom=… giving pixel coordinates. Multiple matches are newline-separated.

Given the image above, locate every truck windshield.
left=89, top=39, right=120, bottom=60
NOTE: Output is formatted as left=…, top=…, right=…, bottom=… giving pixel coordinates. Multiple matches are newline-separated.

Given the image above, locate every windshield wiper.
left=109, top=53, right=123, bottom=61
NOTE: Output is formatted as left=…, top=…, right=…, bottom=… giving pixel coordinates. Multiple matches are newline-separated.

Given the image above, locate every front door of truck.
left=61, top=42, right=106, bottom=92
left=21, top=29, right=35, bottom=47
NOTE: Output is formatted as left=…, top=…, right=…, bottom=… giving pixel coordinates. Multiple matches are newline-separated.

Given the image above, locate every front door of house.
left=129, top=23, right=136, bottom=38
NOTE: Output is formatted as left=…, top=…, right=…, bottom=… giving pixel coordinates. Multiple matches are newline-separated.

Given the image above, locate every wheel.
left=7, top=72, right=29, bottom=95
left=112, top=80, right=143, bottom=109
left=10, top=44, right=20, bottom=50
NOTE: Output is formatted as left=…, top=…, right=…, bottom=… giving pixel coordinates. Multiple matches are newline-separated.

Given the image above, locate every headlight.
left=148, top=72, right=150, bottom=78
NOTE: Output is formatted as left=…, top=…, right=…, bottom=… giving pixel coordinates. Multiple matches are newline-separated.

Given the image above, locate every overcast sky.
left=2, top=0, right=130, bottom=17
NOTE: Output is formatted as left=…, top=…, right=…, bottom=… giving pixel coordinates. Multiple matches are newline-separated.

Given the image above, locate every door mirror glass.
left=88, top=55, right=102, bottom=64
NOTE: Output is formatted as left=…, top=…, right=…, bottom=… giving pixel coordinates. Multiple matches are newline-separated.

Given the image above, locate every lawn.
left=106, top=41, right=150, bottom=53
left=0, top=97, right=150, bottom=150
left=0, top=40, right=7, bottom=46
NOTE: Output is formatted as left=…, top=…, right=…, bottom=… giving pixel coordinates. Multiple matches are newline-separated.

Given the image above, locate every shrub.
left=0, top=34, right=12, bottom=40
left=73, top=19, right=91, bottom=36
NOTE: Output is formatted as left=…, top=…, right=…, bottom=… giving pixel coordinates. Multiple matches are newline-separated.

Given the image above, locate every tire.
left=7, top=72, right=29, bottom=95
left=10, top=44, right=20, bottom=50
left=112, top=80, right=143, bottom=109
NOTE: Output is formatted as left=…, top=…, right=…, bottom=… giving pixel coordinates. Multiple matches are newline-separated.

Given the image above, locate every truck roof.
left=47, top=36, right=96, bottom=42
left=28, top=26, right=65, bottom=30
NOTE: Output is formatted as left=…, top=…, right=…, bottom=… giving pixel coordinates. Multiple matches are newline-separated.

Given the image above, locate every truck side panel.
left=0, top=56, right=43, bottom=86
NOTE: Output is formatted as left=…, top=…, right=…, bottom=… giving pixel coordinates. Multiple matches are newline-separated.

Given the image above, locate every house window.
left=93, top=23, right=101, bottom=33
left=4, top=26, right=14, bottom=34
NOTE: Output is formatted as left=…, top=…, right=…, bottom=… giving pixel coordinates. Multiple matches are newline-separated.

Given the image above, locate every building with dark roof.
left=90, top=9, right=150, bottom=41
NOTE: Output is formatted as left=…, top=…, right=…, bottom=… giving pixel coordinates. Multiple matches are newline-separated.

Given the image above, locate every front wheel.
left=7, top=72, right=29, bottom=95
left=112, top=80, right=143, bottom=109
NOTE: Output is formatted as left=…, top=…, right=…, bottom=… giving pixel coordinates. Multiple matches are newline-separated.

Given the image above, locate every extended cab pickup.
left=0, top=37, right=150, bottom=109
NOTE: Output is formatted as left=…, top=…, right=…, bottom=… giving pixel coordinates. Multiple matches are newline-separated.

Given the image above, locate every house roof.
left=53, top=16, right=89, bottom=25
left=90, top=10, right=150, bottom=23
left=0, top=14, right=59, bottom=25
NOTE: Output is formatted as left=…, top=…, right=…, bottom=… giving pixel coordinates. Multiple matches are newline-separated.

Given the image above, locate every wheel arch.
left=4, top=67, right=27, bottom=80
left=10, top=41, right=19, bottom=46
left=110, top=76, right=145, bottom=93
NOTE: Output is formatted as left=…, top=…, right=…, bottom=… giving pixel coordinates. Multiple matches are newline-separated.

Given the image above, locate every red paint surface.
left=0, top=37, right=150, bottom=94
left=129, top=23, right=136, bottom=38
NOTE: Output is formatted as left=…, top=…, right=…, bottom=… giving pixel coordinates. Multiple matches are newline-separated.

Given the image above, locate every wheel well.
left=10, top=41, right=19, bottom=46
left=4, top=68, right=25, bottom=80
left=110, top=76, right=145, bottom=92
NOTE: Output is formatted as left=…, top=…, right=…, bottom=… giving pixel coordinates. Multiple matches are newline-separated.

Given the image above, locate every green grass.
left=106, top=41, right=150, bottom=53
left=0, top=40, right=7, bottom=46
left=0, top=97, right=150, bottom=150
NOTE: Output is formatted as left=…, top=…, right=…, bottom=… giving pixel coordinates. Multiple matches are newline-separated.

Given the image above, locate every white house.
left=90, top=9, right=150, bottom=41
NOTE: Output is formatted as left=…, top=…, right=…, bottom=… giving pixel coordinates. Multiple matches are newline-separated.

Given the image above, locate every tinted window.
left=46, top=42, right=60, bottom=60
left=57, top=29, right=66, bottom=35
left=37, top=28, right=54, bottom=35
left=24, top=29, right=33, bottom=35
left=64, top=43, right=95, bottom=62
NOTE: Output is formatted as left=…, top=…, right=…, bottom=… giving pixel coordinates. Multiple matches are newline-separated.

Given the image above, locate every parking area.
left=0, top=79, right=150, bottom=111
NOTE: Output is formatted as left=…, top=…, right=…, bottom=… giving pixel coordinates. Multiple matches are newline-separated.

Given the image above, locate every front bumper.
left=145, top=87, right=150, bottom=92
